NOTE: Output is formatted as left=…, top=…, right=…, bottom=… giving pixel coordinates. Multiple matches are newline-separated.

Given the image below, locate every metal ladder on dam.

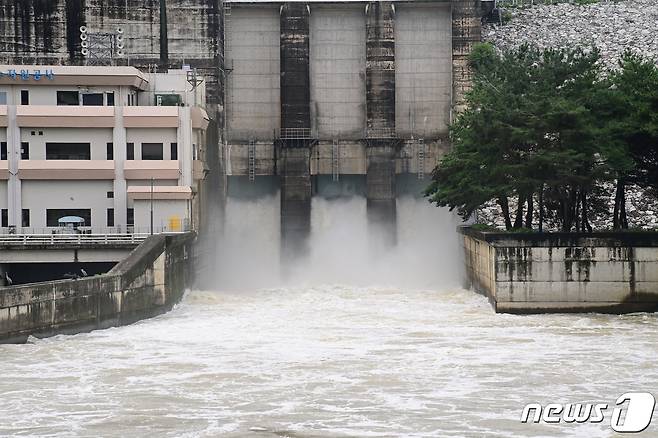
left=248, top=139, right=256, bottom=182
left=332, top=139, right=340, bottom=182
left=417, top=138, right=426, bottom=180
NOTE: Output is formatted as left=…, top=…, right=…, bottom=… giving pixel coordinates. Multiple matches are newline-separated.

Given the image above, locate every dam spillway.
left=0, top=0, right=481, bottom=255
left=223, top=0, right=479, bottom=251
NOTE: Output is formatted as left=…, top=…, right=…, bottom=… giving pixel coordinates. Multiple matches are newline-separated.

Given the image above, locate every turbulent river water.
left=2, top=287, right=658, bottom=437
left=1, top=197, right=657, bottom=437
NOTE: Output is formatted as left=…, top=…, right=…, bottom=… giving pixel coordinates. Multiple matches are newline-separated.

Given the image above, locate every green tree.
left=425, top=44, right=539, bottom=229
left=426, top=43, right=623, bottom=232
left=602, top=52, right=658, bottom=228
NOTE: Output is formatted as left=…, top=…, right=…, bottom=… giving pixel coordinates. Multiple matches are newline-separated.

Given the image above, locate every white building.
left=0, top=65, right=209, bottom=234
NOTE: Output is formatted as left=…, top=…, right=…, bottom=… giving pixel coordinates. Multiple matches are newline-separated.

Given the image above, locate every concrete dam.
left=222, top=0, right=480, bottom=255
left=0, top=0, right=481, bottom=260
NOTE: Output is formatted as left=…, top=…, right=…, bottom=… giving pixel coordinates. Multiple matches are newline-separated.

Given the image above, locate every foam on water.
left=1, top=197, right=657, bottom=437
left=2, top=287, right=658, bottom=437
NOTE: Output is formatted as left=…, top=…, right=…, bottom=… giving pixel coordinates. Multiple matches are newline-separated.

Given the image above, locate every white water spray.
left=209, top=193, right=463, bottom=290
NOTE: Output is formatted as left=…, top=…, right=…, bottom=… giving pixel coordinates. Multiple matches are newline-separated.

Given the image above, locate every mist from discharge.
left=209, top=193, right=463, bottom=291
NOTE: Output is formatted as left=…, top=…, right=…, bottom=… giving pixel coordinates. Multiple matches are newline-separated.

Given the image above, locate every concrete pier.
left=460, top=227, right=658, bottom=314
left=366, top=143, right=398, bottom=245
left=366, top=1, right=396, bottom=137
left=365, top=2, right=398, bottom=243
left=279, top=3, right=313, bottom=255
left=280, top=3, right=312, bottom=134
left=279, top=147, right=312, bottom=258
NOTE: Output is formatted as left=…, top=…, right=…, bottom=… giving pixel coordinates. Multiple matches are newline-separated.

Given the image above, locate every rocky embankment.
left=476, top=0, right=658, bottom=230
left=485, top=0, right=658, bottom=69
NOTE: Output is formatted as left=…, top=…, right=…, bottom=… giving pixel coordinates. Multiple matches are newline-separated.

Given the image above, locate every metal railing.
left=366, top=127, right=397, bottom=139
left=279, top=128, right=313, bottom=139
left=1, top=223, right=192, bottom=236
left=0, top=233, right=150, bottom=246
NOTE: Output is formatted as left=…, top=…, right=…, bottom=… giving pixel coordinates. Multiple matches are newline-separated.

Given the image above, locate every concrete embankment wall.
left=460, top=227, right=658, bottom=314
left=0, top=233, right=194, bottom=343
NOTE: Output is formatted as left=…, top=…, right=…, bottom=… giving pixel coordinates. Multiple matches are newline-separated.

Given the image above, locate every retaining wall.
left=0, top=233, right=194, bottom=343
left=460, top=227, right=658, bottom=314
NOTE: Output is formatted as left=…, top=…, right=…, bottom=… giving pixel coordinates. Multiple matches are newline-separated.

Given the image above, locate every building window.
left=82, top=93, right=103, bottom=106
left=46, top=209, right=91, bottom=227
left=170, top=142, right=178, bottom=160
left=1, top=142, right=6, bottom=160
left=57, top=91, right=79, bottom=106
left=107, top=142, right=114, bottom=160
left=0, top=91, right=6, bottom=105
left=20, top=90, right=29, bottom=105
left=107, top=191, right=114, bottom=199
left=193, top=143, right=198, bottom=160
left=107, top=208, right=115, bottom=227
left=127, top=142, right=134, bottom=160
left=155, top=94, right=182, bottom=106
left=142, top=143, right=163, bottom=160
left=1, top=209, right=8, bottom=227
left=127, top=208, right=134, bottom=226
left=106, top=92, right=115, bottom=106
left=21, top=209, right=30, bottom=227
left=46, top=143, right=91, bottom=160
left=20, top=142, right=29, bottom=160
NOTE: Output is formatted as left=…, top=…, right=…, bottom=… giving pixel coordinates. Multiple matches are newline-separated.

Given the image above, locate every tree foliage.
left=425, top=43, right=658, bottom=231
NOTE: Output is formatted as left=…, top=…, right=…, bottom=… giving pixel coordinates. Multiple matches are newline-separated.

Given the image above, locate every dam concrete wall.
left=310, top=5, right=366, bottom=140
left=0, top=232, right=194, bottom=343
left=395, top=2, right=452, bottom=138
left=460, top=227, right=658, bottom=314
left=225, top=5, right=280, bottom=141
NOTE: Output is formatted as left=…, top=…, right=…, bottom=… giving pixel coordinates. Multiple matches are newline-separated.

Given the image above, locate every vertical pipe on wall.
left=159, top=0, right=169, bottom=67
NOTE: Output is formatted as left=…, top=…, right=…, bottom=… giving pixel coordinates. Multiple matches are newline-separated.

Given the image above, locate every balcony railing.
left=0, top=226, right=192, bottom=245
left=0, top=233, right=149, bottom=246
